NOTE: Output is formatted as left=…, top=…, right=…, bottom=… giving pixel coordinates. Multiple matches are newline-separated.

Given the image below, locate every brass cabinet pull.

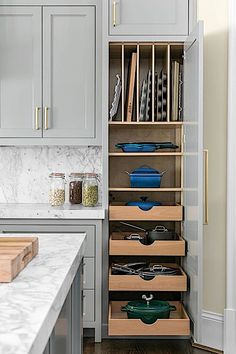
left=113, top=1, right=116, bottom=27
left=44, top=107, right=49, bottom=130
left=35, top=107, right=40, bottom=130
left=204, top=149, right=209, bottom=225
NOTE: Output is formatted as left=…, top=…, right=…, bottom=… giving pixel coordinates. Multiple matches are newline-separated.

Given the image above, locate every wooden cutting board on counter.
left=0, top=237, right=39, bottom=282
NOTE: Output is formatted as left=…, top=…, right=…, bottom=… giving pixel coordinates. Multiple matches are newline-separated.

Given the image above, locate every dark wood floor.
left=84, top=338, right=214, bottom=354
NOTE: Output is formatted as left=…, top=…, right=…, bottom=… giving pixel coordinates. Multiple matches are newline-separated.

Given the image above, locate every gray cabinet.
left=109, top=0, right=189, bottom=36
left=43, top=6, right=96, bottom=139
left=0, top=220, right=102, bottom=342
left=0, top=5, right=100, bottom=144
left=183, top=22, right=204, bottom=343
left=0, top=7, right=42, bottom=138
left=43, top=264, right=83, bottom=354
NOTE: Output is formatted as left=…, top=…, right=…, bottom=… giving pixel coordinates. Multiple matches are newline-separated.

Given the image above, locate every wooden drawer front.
left=109, top=232, right=186, bottom=256
left=109, top=206, right=183, bottom=221
left=83, top=290, right=95, bottom=323
left=108, top=301, right=190, bottom=336
left=109, top=0, right=189, bottom=36
left=109, top=265, right=187, bottom=292
left=83, top=258, right=94, bottom=289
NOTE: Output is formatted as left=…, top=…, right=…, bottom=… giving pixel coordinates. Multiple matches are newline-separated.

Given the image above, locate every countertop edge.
left=30, top=235, right=86, bottom=354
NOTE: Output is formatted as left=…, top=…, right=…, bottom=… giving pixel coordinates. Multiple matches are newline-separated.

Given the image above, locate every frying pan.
left=120, top=222, right=175, bottom=242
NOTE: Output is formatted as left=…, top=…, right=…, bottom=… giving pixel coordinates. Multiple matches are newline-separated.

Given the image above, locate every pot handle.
left=160, top=170, right=167, bottom=176
left=121, top=305, right=128, bottom=312
left=169, top=305, right=176, bottom=312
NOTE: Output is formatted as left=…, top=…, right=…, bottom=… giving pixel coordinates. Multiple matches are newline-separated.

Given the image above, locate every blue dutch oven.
left=126, top=197, right=162, bottom=211
left=126, top=166, right=166, bottom=188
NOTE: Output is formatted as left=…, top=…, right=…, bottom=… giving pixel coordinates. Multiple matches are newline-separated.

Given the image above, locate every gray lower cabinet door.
left=43, top=6, right=96, bottom=139
left=110, top=0, right=189, bottom=36
left=50, top=288, right=72, bottom=354
left=0, top=6, right=42, bottom=138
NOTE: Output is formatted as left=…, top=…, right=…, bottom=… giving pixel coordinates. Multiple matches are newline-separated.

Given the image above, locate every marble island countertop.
left=0, top=203, right=105, bottom=219
left=0, top=233, right=86, bottom=354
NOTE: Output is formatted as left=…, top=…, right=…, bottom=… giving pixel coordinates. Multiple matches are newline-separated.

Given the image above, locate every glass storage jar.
left=49, top=173, right=65, bottom=206
left=69, top=173, right=83, bottom=204
left=82, top=173, right=99, bottom=207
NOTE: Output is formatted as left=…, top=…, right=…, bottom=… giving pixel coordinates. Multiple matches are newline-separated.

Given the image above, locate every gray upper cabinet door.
left=183, top=22, right=204, bottom=344
left=0, top=7, right=42, bottom=138
left=43, top=6, right=96, bottom=139
left=109, top=0, right=189, bottom=36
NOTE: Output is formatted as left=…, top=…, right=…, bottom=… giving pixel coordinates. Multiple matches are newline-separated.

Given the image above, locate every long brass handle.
left=204, top=149, right=209, bottom=225
left=35, top=107, right=40, bottom=130
left=44, top=107, right=49, bottom=130
left=113, top=1, right=116, bottom=27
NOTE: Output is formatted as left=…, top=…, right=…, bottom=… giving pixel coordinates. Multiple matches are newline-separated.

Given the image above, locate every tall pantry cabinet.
left=103, top=0, right=205, bottom=346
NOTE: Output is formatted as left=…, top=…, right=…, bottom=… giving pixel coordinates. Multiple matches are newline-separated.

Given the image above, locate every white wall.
left=198, top=0, right=228, bottom=314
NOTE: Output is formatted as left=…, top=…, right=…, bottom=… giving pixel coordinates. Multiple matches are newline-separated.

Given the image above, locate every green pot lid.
left=125, top=300, right=171, bottom=313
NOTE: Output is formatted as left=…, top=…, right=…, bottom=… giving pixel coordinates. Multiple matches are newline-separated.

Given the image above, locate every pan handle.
left=119, top=221, right=146, bottom=232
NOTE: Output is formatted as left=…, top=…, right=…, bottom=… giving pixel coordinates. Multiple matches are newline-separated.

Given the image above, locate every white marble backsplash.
left=0, top=146, right=102, bottom=203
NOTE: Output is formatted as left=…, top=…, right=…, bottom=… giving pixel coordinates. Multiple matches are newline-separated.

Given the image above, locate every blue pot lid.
left=131, top=166, right=160, bottom=175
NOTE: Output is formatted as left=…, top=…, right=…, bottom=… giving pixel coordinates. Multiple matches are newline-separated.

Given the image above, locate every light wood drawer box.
left=108, top=301, right=190, bottom=336
left=109, top=205, right=183, bottom=221
left=109, top=264, right=187, bottom=292
left=109, top=232, right=186, bottom=256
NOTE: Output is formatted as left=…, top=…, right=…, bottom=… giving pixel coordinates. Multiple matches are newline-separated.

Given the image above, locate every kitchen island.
left=0, top=233, right=86, bottom=354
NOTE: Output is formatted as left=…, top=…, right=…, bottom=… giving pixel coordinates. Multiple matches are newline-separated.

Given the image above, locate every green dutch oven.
left=121, top=295, right=176, bottom=324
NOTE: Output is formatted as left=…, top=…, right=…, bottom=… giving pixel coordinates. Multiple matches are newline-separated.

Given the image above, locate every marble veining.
left=0, top=203, right=105, bottom=219
left=0, top=233, right=86, bottom=354
left=0, top=146, right=102, bottom=203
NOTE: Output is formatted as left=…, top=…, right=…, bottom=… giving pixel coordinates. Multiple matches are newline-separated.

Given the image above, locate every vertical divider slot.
left=121, top=44, right=125, bottom=122
left=136, top=43, right=140, bottom=122
left=152, top=44, right=155, bottom=122
left=109, top=43, right=122, bottom=122
left=167, top=44, right=171, bottom=122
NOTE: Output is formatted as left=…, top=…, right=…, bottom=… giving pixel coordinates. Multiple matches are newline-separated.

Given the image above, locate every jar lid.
left=69, top=173, right=84, bottom=178
left=83, top=173, right=98, bottom=177
left=49, top=172, right=65, bottom=178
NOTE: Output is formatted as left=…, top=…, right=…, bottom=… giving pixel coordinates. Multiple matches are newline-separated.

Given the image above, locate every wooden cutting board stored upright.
left=0, top=237, right=39, bottom=282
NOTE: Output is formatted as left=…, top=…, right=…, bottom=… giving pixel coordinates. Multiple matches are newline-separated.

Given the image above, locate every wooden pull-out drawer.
left=109, top=264, right=187, bottom=292
left=109, top=205, right=183, bottom=221
left=108, top=301, right=190, bottom=336
left=109, top=232, right=186, bottom=256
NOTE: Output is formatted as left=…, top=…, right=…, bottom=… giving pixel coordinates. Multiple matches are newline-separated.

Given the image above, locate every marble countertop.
left=0, top=233, right=86, bottom=354
left=0, top=203, right=105, bottom=219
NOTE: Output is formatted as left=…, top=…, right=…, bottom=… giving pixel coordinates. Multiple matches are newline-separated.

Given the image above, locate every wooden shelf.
left=109, top=121, right=183, bottom=126
left=109, top=152, right=183, bottom=157
left=109, top=187, right=182, bottom=192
